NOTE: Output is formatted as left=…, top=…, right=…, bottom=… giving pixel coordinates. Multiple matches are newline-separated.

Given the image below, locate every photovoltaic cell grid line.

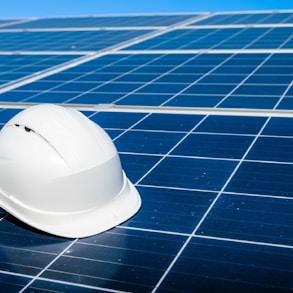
left=3, top=52, right=293, bottom=110
left=0, top=109, right=292, bottom=292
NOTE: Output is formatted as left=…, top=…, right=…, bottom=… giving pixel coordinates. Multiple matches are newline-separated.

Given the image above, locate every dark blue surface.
left=0, top=272, right=31, bottom=292
left=195, top=115, right=267, bottom=134
left=125, top=186, right=217, bottom=233
left=171, top=133, right=254, bottom=159
left=198, top=193, right=293, bottom=245
left=247, top=137, right=293, bottom=162
left=40, top=228, right=186, bottom=292
left=134, top=113, right=204, bottom=131
left=226, top=161, right=293, bottom=197
left=158, top=238, right=293, bottom=293
left=141, top=156, right=237, bottom=191
left=115, top=130, right=185, bottom=154
left=263, top=117, right=293, bottom=136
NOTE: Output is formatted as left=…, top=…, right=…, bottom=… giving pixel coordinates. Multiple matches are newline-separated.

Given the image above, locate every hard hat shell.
left=0, top=104, right=141, bottom=238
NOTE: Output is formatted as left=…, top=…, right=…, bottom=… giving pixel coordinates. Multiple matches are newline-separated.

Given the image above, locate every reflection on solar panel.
left=0, top=10, right=292, bottom=293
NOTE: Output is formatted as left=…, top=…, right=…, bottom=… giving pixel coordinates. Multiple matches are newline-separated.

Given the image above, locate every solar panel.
left=125, top=27, right=293, bottom=50
left=0, top=54, right=83, bottom=87
left=0, top=30, right=154, bottom=52
left=4, top=14, right=202, bottom=29
left=192, top=11, right=293, bottom=25
left=0, top=11, right=292, bottom=293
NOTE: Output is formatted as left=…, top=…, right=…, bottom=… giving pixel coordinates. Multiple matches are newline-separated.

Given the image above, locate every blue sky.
left=1, top=0, right=293, bottom=18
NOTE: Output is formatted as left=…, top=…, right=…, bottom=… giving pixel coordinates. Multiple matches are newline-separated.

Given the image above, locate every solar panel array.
left=0, top=11, right=292, bottom=293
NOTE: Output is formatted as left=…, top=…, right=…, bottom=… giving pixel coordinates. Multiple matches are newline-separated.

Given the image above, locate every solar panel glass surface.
left=0, top=11, right=292, bottom=293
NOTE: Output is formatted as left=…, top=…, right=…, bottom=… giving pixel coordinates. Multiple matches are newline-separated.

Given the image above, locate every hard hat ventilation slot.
left=24, top=126, right=34, bottom=133
left=12, top=124, right=35, bottom=134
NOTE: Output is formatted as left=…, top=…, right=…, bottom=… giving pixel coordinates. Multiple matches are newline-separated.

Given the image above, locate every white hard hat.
left=0, top=104, right=141, bottom=238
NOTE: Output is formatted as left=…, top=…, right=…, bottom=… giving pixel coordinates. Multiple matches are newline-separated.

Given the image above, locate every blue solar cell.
left=212, top=65, right=257, bottom=74
left=245, top=75, right=293, bottom=85
left=200, top=74, right=246, bottom=84
left=0, top=108, right=22, bottom=123
left=255, top=66, right=293, bottom=75
left=116, top=93, right=173, bottom=106
left=128, top=186, right=217, bottom=233
left=141, top=157, right=237, bottom=191
left=115, top=130, right=185, bottom=154
left=94, top=82, right=143, bottom=93
left=0, top=91, right=37, bottom=102
left=0, top=273, right=31, bottom=292
left=218, top=95, right=280, bottom=109
left=19, top=81, right=62, bottom=91
left=40, top=229, right=185, bottom=292
left=137, top=83, right=187, bottom=94
left=247, top=137, right=293, bottom=162
left=134, top=113, right=204, bottom=131
left=90, top=111, right=146, bottom=129
left=263, top=117, right=293, bottom=136
left=116, top=73, right=161, bottom=82
left=184, top=84, right=235, bottom=95
left=199, top=193, right=293, bottom=245
left=224, top=54, right=269, bottom=65
left=165, top=94, right=225, bottom=107
left=233, top=84, right=287, bottom=96
left=172, top=65, right=214, bottom=74
left=120, top=153, right=162, bottom=183
left=171, top=133, right=254, bottom=159
left=154, top=73, right=201, bottom=83
left=26, top=91, right=79, bottom=103
left=68, top=92, right=123, bottom=104
left=276, top=98, right=293, bottom=110
left=226, top=161, right=293, bottom=197
left=195, top=115, right=267, bottom=134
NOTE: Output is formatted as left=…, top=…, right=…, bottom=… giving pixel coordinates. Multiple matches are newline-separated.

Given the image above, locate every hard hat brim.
left=0, top=172, right=141, bottom=238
